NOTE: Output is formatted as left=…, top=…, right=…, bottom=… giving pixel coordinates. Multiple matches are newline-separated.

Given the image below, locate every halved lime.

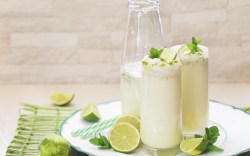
left=180, top=138, right=208, bottom=155
left=109, top=123, right=140, bottom=153
left=49, top=92, right=74, bottom=106
left=114, top=115, right=140, bottom=131
left=160, top=48, right=177, bottom=62
left=81, top=102, right=101, bottom=122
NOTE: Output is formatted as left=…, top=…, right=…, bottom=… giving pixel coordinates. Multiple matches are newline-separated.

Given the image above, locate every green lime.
left=180, top=138, right=208, bottom=155
left=160, top=48, right=177, bottom=62
left=49, top=92, right=74, bottom=106
left=109, top=123, right=140, bottom=153
left=178, top=44, right=203, bottom=56
left=178, top=44, right=191, bottom=55
left=81, top=102, right=101, bottom=122
left=38, top=135, right=70, bottom=156
left=114, top=115, right=140, bottom=131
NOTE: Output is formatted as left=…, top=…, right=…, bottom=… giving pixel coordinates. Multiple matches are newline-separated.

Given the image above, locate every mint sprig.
left=195, top=126, right=224, bottom=153
left=186, top=37, right=203, bottom=55
left=149, top=48, right=163, bottom=59
left=89, top=133, right=111, bottom=149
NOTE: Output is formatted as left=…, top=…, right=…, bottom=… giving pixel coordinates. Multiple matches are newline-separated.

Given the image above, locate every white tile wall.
left=0, top=0, right=249, bottom=83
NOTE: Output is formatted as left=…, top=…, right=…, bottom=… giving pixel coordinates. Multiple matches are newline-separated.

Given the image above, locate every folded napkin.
left=5, top=103, right=77, bottom=156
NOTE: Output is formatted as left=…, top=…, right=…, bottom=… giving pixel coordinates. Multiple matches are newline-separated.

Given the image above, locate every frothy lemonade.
left=140, top=48, right=182, bottom=149
left=172, top=37, right=209, bottom=135
left=121, top=62, right=142, bottom=117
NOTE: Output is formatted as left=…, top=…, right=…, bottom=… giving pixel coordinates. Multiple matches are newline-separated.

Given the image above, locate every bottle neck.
left=128, top=0, right=159, bottom=10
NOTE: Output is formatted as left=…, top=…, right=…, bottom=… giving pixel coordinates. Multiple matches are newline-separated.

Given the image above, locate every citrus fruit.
left=160, top=48, right=177, bottom=62
left=180, top=138, right=208, bottom=155
left=109, top=123, right=140, bottom=153
left=178, top=44, right=191, bottom=55
left=49, top=92, right=74, bottom=106
left=81, top=102, right=101, bottom=122
left=114, top=115, right=140, bottom=131
left=38, top=135, right=70, bottom=156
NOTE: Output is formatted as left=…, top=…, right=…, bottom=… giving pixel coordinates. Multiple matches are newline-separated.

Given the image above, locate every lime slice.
left=178, top=45, right=191, bottom=55
left=49, top=92, right=74, bottom=106
left=160, top=48, right=177, bottom=62
left=114, top=115, right=140, bottom=131
left=180, top=138, right=208, bottom=155
left=178, top=44, right=203, bottom=56
left=109, top=123, right=140, bottom=153
left=81, top=102, right=101, bottom=122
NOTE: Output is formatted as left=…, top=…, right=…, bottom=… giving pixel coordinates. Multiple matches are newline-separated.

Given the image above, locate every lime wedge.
left=81, top=102, right=101, bottom=122
left=114, top=115, right=140, bottom=131
left=160, top=48, right=177, bottom=62
left=49, top=92, right=74, bottom=106
left=109, top=123, right=140, bottom=153
left=180, top=138, right=208, bottom=155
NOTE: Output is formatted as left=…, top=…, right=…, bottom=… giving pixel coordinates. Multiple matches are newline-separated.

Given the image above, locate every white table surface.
left=0, top=83, right=250, bottom=155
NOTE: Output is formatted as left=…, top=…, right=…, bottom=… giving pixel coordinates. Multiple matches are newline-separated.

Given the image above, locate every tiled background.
left=0, top=0, right=249, bottom=83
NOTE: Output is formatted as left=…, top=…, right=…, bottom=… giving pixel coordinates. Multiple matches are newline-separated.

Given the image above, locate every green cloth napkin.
left=6, top=103, right=77, bottom=156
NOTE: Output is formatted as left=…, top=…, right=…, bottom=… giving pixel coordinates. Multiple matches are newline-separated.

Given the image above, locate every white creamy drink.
left=171, top=38, right=209, bottom=136
left=121, top=62, right=142, bottom=117
left=140, top=48, right=182, bottom=149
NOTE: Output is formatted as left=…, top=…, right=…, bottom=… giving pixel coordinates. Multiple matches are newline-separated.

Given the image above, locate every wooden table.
left=0, top=83, right=250, bottom=155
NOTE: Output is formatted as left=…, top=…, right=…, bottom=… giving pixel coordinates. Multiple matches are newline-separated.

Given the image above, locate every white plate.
left=59, top=100, right=250, bottom=156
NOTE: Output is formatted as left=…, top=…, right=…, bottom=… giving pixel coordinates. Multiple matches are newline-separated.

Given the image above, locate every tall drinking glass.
left=172, top=45, right=209, bottom=136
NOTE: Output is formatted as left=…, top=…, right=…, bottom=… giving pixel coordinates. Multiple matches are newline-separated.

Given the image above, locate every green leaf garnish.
left=192, top=37, right=203, bottom=45
left=149, top=48, right=163, bottom=59
left=204, top=126, right=220, bottom=144
left=195, top=126, right=224, bottom=153
left=89, top=137, right=101, bottom=146
left=206, top=144, right=224, bottom=152
left=89, top=133, right=111, bottom=149
left=186, top=37, right=203, bottom=55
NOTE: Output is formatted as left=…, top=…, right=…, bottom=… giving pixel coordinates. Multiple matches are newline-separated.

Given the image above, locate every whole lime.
left=38, top=135, right=70, bottom=156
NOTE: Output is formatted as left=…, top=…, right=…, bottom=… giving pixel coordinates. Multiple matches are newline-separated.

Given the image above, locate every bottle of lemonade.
left=121, top=0, right=165, bottom=117
left=140, top=48, right=183, bottom=149
left=171, top=37, right=209, bottom=136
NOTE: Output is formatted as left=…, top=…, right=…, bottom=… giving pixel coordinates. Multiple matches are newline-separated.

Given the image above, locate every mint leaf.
left=99, top=134, right=111, bottom=148
left=194, top=134, right=203, bottom=138
left=99, top=146, right=111, bottom=149
left=192, top=37, right=197, bottom=45
left=149, top=48, right=163, bottom=59
left=205, top=126, right=220, bottom=144
left=192, top=37, right=203, bottom=45
left=194, top=126, right=223, bottom=154
left=186, top=37, right=203, bottom=55
left=89, top=137, right=101, bottom=146
left=89, top=133, right=111, bottom=150
left=206, top=145, right=224, bottom=152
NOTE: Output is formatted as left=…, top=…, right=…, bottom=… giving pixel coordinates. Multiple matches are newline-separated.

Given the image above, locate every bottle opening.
left=129, top=0, right=159, bottom=10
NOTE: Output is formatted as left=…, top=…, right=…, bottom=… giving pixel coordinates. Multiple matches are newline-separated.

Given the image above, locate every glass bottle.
left=121, top=0, right=165, bottom=118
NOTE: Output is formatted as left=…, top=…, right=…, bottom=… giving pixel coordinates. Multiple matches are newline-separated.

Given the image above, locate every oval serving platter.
left=59, top=100, right=250, bottom=156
